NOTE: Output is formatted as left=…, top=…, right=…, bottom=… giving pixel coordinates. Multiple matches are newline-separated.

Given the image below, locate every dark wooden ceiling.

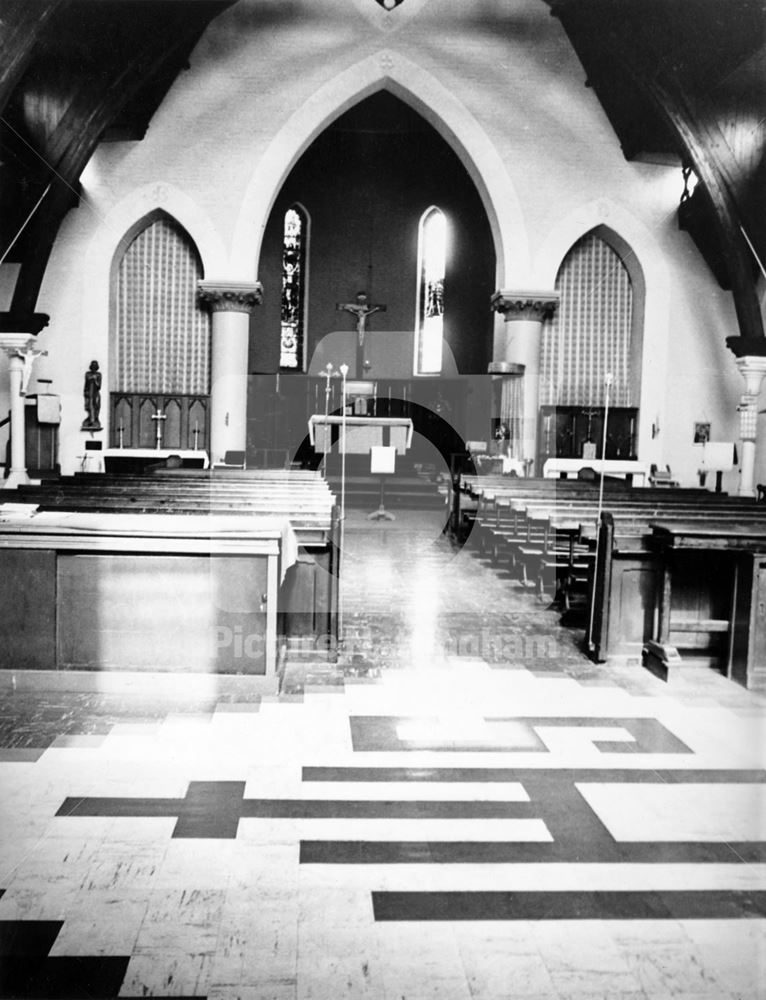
left=548, top=0, right=766, bottom=350
left=1, top=0, right=764, bottom=348
left=0, top=0, right=234, bottom=321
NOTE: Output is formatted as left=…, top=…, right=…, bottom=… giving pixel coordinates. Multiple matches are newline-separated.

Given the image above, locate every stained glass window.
left=415, top=206, right=446, bottom=374
left=280, top=205, right=307, bottom=370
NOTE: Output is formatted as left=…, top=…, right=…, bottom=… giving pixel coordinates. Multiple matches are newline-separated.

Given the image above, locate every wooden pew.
left=587, top=507, right=766, bottom=687
left=650, top=520, right=766, bottom=689
left=3, top=471, right=342, bottom=666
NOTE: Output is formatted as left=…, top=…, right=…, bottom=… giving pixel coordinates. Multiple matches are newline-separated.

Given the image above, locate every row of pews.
left=16, top=469, right=336, bottom=536
left=0, top=469, right=340, bottom=679
left=455, top=474, right=766, bottom=689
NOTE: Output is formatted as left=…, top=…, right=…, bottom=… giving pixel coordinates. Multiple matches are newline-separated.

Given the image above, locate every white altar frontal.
left=308, top=415, right=413, bottom=455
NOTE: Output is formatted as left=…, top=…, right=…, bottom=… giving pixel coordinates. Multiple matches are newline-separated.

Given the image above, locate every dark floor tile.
left=243, top=799, right=536, bottom=819
left=173, top=781, right=246, bottom=839
left=372, top=890, right=766, bottom=922
left=0, top=749, right=44, bottom=762
left=0, top=921, right=62, bottom=957
left=0, top=955, right=129, bottom=998
left=57, top=796, right=183, bottom=818
left=299, top=839, right=765, bottom=864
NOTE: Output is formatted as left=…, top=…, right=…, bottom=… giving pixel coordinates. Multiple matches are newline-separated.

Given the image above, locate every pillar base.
left=3, top=469, right=30, bottom=489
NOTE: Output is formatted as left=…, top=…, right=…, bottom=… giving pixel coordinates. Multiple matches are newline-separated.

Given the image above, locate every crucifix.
left=151, top=409, right=167, bottom=449
left=336, top=291, right=386, bottom=376
left=192, top=421, right=201, bottom=450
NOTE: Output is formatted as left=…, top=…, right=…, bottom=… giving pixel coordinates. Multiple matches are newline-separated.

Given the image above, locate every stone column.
left=734, top=355, right=766, bottom=497
left=0, top=333, right=44, bottom=489
left=490, top=291, right=558, bottom=473
left=198, top=280, right=263, bottom=466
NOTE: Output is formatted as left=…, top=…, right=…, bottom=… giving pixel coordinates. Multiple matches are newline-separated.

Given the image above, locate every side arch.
left=80, top=182, right=227, bottom=399
left=231, top=50, right=530, bottom=289
left=533, top=199, right=671, bottom=461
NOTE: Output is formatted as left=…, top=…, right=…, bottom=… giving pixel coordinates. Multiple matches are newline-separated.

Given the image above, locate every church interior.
left=0, top=0, right=765, bottom=996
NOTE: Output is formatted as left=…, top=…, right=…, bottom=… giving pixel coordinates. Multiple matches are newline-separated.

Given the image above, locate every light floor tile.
left=577, top=783, right=766, bottom=842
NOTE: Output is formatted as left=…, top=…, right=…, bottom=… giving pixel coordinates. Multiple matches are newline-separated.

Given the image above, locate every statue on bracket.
left=82, top=359, right=102, bottom=431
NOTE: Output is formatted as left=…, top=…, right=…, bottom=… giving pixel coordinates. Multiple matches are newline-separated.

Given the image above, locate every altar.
left=308, top=415, right=413, bottom=455
left=103, top=448, right=209, bottom=474
left=543, top=457, right=649, bottom=485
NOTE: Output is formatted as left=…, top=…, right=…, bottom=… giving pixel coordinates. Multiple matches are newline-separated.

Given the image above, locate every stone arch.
left=81, top=182, right=227, bottom=402
left=231, top=50, right=530, bottom=289
left=533, top=199, right=671, bottom=460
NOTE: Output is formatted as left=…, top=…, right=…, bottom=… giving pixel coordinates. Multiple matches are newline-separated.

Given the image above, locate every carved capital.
left=488, top=361, right=525, bottom=376
left=197, top=280, right=263, bottom=314
left=491, top=290, right=559, bottom=322
left=735, top=355, right=766, bottom=396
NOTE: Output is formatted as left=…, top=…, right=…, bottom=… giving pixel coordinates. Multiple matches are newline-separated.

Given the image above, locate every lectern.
left=308, top=414, right=414, bottom=521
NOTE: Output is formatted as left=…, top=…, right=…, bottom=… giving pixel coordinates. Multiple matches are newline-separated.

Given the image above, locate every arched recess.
left=107, top=209, right=212, bottom=450
left=80, top=181, right=228, bottom=425
left=533, top=199, right=670, bottom=459
left=542, top=225, right=645, bottom=410
left=109, top=209, right=209, bottom=392
left=231, top=50, right=530, bottom=289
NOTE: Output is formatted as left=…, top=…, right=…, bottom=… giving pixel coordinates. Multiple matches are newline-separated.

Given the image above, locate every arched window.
left=414, top=206, right=446, bottom=375
left=540, top=230, right=635, bottom=407
left=115, top=213, right=209, bottom=394
left=280, top=205, right=308, bottom=370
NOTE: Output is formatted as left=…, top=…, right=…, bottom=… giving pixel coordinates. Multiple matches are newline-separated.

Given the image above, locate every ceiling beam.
left=551, top=0, right=765, bottom=346
left=0, top=0, right=63, bottom=115
left=8, top=1, right=232, bottom=317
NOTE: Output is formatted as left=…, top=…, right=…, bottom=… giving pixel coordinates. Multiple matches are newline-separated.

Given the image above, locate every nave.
left=0, top=513, right=764, bottom=999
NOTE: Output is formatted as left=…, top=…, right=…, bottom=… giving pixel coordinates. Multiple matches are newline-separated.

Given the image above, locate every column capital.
left=735, top=354, right=766, bottom=379
left=197, top=280, right=263, bottom=314
left=734, top=356, right=766, bottom=449
left=491, top=290, right=559, bottom=322
left=0, top=333, right=38, bottom=358
left=488, top=361, right=525, bottom=376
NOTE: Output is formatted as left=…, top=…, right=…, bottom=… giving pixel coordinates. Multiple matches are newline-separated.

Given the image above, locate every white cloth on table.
left=0, top=511, right=301, bottom=582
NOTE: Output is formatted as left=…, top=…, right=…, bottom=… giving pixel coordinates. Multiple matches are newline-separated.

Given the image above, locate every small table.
left=308, top=415, right=413, bottom=454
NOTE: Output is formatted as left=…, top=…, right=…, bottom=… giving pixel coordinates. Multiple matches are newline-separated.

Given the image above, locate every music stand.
left=368, top=445, right=396, bottom=521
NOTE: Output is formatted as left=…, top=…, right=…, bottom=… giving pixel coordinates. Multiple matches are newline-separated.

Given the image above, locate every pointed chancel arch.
left=231, top=51, right=530, bottom=289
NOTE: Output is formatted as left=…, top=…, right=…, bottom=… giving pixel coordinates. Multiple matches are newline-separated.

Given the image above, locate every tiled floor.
left=0, top=510, right=765, bottom=998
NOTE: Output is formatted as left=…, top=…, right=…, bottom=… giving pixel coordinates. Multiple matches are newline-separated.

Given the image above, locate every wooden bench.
left=587, top=508, right=766, bottom=687
left=3, top=471, right=343, bottom=665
